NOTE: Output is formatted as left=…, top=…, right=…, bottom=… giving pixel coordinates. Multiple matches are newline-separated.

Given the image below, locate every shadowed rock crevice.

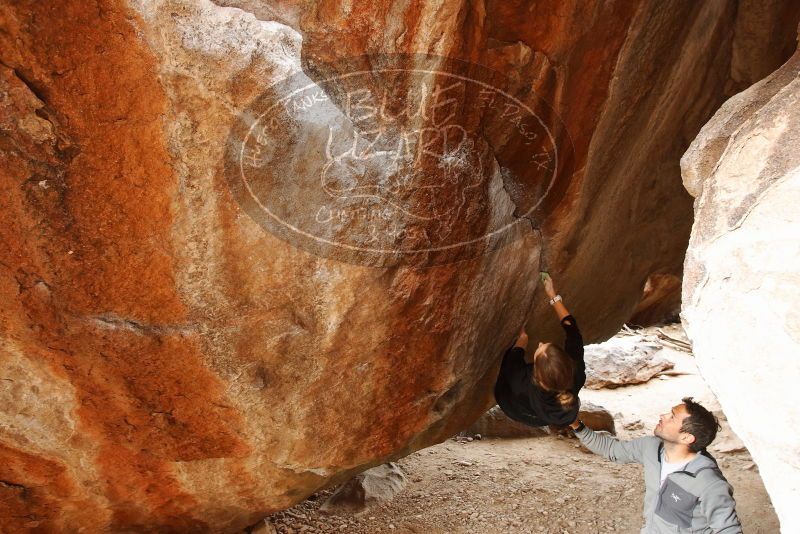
left=89, top=313, right=198, bottom=336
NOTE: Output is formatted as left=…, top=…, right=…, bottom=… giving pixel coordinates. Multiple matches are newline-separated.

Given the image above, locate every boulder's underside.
left=0, top=0, right=797, bottom=531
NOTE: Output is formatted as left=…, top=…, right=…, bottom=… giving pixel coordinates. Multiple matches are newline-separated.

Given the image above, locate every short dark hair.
left=680, top=397, right=720, bottom=452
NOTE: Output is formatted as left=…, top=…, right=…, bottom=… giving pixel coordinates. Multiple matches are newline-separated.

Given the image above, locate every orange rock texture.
left=0, top=0, right=797, bottom=531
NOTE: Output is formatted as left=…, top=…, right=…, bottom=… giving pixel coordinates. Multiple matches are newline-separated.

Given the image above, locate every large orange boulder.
left=0, top=0, right=796, bottom=531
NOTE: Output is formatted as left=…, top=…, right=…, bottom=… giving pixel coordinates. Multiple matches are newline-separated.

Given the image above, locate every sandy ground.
left=255, top=327, right=778, bottom=534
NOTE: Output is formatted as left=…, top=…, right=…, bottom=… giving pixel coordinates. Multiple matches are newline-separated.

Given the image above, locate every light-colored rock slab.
left=681, top=40, right=800, bottom=533
left=584, top=335, right=675, bottom=389
left=320, top=463, right=406, bottom=514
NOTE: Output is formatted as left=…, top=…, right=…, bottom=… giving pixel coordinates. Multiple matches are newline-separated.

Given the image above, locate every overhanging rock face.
left=0, top=0, right=797, bottom=531
left=681, top=34, right=800, bottom=533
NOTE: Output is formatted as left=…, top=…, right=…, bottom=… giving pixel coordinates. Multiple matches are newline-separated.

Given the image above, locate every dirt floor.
left=256, top=326, right=779, bottom=534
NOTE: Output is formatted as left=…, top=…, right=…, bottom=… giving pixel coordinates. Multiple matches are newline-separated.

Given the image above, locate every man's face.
left=654, top=403, right=694, bottom=447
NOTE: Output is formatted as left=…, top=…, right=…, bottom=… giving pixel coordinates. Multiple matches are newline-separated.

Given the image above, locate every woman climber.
left=494, top=272, right=586, bottom=428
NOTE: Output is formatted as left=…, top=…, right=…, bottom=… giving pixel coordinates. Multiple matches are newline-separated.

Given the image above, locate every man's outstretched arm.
left=569, top=420, right=651, bottom=464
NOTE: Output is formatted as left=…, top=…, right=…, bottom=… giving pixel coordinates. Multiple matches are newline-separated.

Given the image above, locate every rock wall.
left=0, top=0, right=797, bottom=531
left=681, top=30, right=800, bottom=532
left=628, top=273, right=682, bottom=326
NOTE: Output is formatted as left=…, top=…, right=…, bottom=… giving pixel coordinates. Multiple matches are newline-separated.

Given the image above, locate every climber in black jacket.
left=494, top=273, right=586, bottom=427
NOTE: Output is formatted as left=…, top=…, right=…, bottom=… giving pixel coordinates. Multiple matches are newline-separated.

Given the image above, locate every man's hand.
left=569, top=418, right=582, bottom=430
left=514, top=327, right=529, bottom=349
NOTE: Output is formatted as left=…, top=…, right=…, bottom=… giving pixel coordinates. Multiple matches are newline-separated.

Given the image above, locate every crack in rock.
left=89, top=314, right=197, bottom=336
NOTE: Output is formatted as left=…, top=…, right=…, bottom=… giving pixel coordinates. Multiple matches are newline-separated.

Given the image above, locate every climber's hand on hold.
left=541, top=273, right=557, bottom=299
left=514, top=327, right=529, bottom=349
left=541, top=272, right=571, bottom=321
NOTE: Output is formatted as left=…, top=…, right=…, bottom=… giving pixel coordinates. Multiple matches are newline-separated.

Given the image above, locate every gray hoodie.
left=575, top=426, right=742, bottom=533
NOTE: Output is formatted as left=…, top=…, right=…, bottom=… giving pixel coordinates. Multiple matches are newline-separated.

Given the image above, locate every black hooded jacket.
left=494, top=315, right=586, bottom=427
